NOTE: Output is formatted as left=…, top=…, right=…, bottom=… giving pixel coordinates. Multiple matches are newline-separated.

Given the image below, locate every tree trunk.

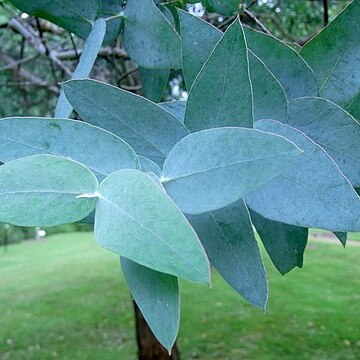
left=133, top=301, right=181, bottom=360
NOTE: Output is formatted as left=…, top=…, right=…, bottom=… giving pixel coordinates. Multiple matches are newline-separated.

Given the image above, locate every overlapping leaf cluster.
left=3, top=0, right=360, bottom=351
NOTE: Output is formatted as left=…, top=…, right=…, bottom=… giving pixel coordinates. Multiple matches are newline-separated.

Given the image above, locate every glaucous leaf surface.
left=123, top=0, right=181, bottom=69
left=0, top=117, right=139, bottom=178
left=121, top=257, right=179, bottom=352
left=188, top=201, right=268, bottom=309
left=138, top=156, right=161, bottom=176
left=8, top=0, right=100, bottom=39
left=95, top=169, right=210, bottom=282
left=249, top=52, right=288, bottom=122
left=162, top=127, right=302, bottom=214
left=244, top=27, right=319, bottom=100
left=184, top=19, right=253, bottom=132
left=0, top=155, right=98, bottom=226
left=101, top=0, right=123, bottom=44
left=178, top=9, right=221, bottom=89
left=250, top=209, right=308, bottom=275
left=179, top=11, right=287, bottom=123
left=246, top=120, right=360, bottom=232
left=139, top=68, right=169, bottom=103
left=159, top=101, right=186, bottom=123
left=55, top=18, right=106, bottom=118
left=287, top=97, right=360, bottom=187
left=63, top=79, right=189, bottom=165
left=301, top=0, right=360, bottom=119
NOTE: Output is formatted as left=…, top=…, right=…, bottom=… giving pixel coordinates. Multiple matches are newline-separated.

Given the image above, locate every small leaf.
left=123, top=0, right=181, bottom=69
left=63, top=79, right=189, bottom=165
left=55, top=18, right=106, bottom=118
left=249, top=209, right=308, bottom=275
left=246, top=120, right=360, bottom=232
left=158, top=101, right=186, bottom=123
left=334, top=232, right=347, bottom=246
left=287, top=97, right=360, bottom=187
left=0, top=117, right=139, bottom=178
left=121, top=258, right=179, bottom=352
left=0, top=154, right=98, bottom=226
left=184, top=18, right=253, bottom=132
left=300, top=1, right=360, bottom=119
left=244, top=27, right=319, bottom=100
left=139, top=68, right=169, bottom=103
left=162, top=127, right=302, bottom=214
left=188, top=201, right=268, bottom=309
left=95, top=169, right=210, bottom=282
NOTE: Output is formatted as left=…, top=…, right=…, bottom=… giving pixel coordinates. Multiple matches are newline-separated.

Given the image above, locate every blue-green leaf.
left=203, top=0, right=241, bottom=16
left=55, top=18, right=106, bottom=118
left=178, top=9, right=221, bottom=89
left=95, top=169, right=210, bottom=282
left=0, top=117, right=139, bottom=178
left=179, top=11, right=287, bottom=123
left=287, top=97, right=360, bottom=187
left=63, top=79, right=189, bottom=165
left=246, top=120, right=360, bottom=232
left=139, top=68, right=169, bottom=103
left=300, top=0, right=360, bottom=119
left=123, top=0, right=181, bottom=69
left=162, top=127, right=302, bottom=214
left=249, top=52, right=288, bottom=122
left=250, top=209, right=308, bottom=275
left=138, top=156, right=161, bottom=176
left=159, top=101, right=186, bottom=123
left=244, top=27, right=319, bottom=100
left=188, top=201, right=268, bottom=309
left=121, top=258, right=179, bottom=352
left=8, top=0, right=100, bottom=39
left=0, top=155, right=98, bottom=226
left=184, top=18, right=253, bottom=132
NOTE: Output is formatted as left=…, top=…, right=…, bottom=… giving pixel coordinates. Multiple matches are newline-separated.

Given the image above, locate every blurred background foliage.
left=0, top=0, right=352, bottom=244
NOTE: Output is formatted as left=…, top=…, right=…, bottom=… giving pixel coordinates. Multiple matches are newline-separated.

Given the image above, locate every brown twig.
left=243, top=8, right=271, bottom=35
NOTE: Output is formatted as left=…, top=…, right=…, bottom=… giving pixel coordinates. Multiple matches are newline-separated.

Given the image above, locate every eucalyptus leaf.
left=203, top=0, right=241, bottom=16
left=300, top=0, right=360, bottom=119
left=63, top=79, right=189, bottom=165
left=121, top=257, right=179, bottom=352
left=179, top=11, right=287, bottom=123
left=184, top=18, right=253, bottom=132
left=178, top=9, right=221, bottom=89
left=0, top=117, right=139, bottom=178
left=162, top=127, right=302, bottom=214
left=8, top=0, right=100, bottom=39
left=123, top=0, right=181, bottom=69
left=246, top=120, right=360, bottom=232
left=0, top=154, right=98, bottom=226
left=55, top=18, right=106, bottom=118
left=188, top=201, right=268, bottom=309
left=250, top=209, right=308, bottom=275
left=244, top=27, right=319, bottom=100
left=159, top=101, right=186, bottom=123
left=139, top=68, right=169, bottom=103
left=95, top=169, right=210, bottom=282
left=287, top=97, right=360, bottom=187
left=249, top=52, right=288, bottom=122
left=334, top=232, right=347, bottom=246
left=138, top=156, right=161, bottom=176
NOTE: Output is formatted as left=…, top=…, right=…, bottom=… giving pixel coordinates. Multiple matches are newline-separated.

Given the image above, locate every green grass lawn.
left=0, top=232, right=359, bottom=360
